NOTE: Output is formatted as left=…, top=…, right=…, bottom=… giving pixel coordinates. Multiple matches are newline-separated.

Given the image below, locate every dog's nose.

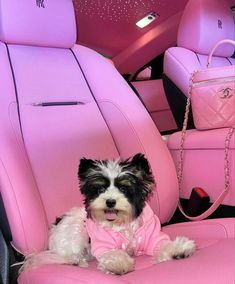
left=106, top=199, right=116, bottom=208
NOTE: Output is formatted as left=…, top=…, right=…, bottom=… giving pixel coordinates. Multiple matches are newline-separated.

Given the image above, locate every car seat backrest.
left=178, top=0, right=235, bottom=57
left=0, top=0, right=178, bottom=255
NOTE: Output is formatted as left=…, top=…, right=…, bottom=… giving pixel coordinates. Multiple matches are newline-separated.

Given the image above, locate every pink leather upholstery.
left=178, top=0, right=235, bottom=57
left=0, top=0, right=178, bottom=255
left=0, top=0, right=76, bottom=48
left=132, top=80, right=177, bottom=132
left=0, top=0, right=235, bottom=283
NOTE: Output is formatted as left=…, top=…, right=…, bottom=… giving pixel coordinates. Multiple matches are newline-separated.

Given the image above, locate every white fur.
left=95, top=160, right=123, bottom=180
left=93, top=159, right=137, bottom=180
left=90, top=185, right=134, bottom=226
left=20, top=250, right=81, bottom=272
left=157, top=236, right=196, bottom=263
left=49, top=207, right=90, bottom=259
left=98, top=250, right=134, bottom=275
left=21, top=207, right=91, bottom=271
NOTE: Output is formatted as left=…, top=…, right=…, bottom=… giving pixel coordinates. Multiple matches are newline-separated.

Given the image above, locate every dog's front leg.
left=156, top=236, right=196, bottom=263
left=97, top=250, right=135, bottom=275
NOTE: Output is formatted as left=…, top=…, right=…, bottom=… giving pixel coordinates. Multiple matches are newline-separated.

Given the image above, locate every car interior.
left=0, top=0, right=234, bottom=283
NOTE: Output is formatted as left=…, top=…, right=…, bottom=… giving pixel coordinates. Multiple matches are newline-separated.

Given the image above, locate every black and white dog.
left=22, top=154, right=196, bottom=275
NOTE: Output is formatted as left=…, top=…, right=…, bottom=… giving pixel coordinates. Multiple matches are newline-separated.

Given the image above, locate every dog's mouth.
left=104, top=209, right=118, bottom=221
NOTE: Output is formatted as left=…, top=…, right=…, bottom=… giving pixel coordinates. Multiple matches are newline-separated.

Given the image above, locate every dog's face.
left=78, top=153, right=154, bottom=226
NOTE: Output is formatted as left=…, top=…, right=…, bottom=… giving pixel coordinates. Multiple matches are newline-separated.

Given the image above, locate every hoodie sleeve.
left=143, top=214, right=170, bottom=256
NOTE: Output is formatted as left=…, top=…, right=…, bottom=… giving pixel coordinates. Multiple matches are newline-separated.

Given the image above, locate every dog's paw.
left=171, top=236, right=196, bottom=259
left=157, top=236, right=196, bottom=263
left=98, top=250, right=134, bottom=275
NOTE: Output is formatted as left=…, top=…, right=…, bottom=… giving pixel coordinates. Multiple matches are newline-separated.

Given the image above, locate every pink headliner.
left=73, top=0, right=235, bottom=75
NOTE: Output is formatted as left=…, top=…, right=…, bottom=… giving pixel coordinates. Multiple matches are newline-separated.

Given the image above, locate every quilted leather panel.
left=191, top=76, right=235, bottom=129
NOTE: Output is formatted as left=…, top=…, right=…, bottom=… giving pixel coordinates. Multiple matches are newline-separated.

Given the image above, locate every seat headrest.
left=0, top=0, right=77, bottom=48
left=177, top=0, right=235, bottom=57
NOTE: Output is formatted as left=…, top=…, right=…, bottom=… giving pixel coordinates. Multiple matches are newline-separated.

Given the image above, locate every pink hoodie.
left=86, top=203, right=170, bottom=259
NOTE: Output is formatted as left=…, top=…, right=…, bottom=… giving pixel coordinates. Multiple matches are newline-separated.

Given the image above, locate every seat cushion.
left=18, top=218, right=235, bottom=284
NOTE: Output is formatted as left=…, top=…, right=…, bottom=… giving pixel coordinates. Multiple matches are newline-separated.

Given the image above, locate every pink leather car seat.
left=163, top=0, right=235, bottom=129
left=0, top=0, right=234, bottom=283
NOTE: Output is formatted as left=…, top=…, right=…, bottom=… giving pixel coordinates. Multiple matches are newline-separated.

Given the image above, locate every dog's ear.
left=129, top=153, right=155, bottom=195
left=78, top=158, right=95, bottom=180
left=130, top=153, right=151, bottom=175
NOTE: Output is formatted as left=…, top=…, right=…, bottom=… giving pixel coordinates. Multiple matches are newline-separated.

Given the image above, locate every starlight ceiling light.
left=136, top=12, right=158, bottom=28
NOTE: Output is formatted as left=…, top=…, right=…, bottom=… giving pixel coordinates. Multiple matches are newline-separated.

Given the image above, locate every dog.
left=22, top=153, right=196, bottom=275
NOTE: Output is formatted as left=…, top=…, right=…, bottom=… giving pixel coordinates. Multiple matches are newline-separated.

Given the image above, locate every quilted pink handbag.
left=191, top=39, right=235, bottom=130
left=177, top=39, right=235, bottom=221
left=191, top=40, right=235, bottom=130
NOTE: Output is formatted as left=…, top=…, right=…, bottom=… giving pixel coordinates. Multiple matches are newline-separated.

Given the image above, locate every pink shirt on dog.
left=86, top=203, right=170, bottom=259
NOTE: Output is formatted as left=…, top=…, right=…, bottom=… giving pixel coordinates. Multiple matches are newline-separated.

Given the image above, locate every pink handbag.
left=177, top=39, right=235, bottom=221
left=191, top=39, right=235, bottom=130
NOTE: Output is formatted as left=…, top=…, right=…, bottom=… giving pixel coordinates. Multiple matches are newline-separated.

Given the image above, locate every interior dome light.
left=136, top=12, right=158, bottom=28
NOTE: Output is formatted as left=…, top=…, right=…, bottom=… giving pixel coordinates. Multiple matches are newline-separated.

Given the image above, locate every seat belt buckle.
left=186, top=187, right=210, bottom=216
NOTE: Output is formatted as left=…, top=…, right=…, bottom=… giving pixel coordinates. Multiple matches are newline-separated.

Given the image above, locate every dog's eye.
left=97, top=187, right=106, bottom=194
left=119, top=186, right=128, bottom=193
left=91, top=185, right=106, bottom=194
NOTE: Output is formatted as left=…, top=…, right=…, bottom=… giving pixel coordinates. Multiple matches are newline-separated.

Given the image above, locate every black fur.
left=78, top=158, right=96, bottom=181
left=126, top=153, right=152, bottom=175
left=53, top=216, right=63, bottom=226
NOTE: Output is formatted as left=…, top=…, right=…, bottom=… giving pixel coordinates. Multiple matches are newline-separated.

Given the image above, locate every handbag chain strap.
left=224, top=127, right=234, bottom=191
left=177, top=71, right=234, bottom=220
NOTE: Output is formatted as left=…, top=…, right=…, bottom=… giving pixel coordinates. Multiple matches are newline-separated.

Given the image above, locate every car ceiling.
left=73, top=0, right=235, bottom=75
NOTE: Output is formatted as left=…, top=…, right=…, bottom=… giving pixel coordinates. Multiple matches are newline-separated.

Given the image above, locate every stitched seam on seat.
left=98, top=100, right=146, bottom=153
left=151, top=108, right=172, bottom=113
left=194, top=52, right=202, bottom=68
left=98, top=99, right=161, bottom=218
left=226, top=57, right=232, bottom=65
left=5, top=44, right=23, bottom=136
